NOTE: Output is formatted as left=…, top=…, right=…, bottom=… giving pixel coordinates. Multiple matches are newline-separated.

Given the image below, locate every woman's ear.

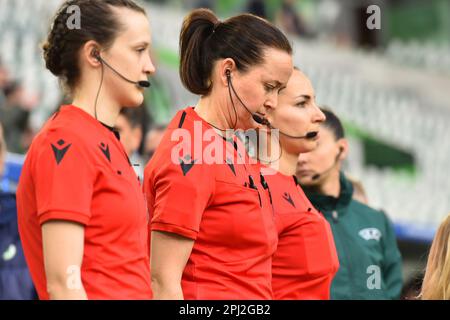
left=337, top=138, right=349, bottom=161
left=82, top=40, right=102, bottom=68
left=217, top=58, right=236, bottom=87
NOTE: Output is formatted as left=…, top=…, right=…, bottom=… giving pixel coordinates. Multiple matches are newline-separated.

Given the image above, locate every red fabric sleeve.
left=148, top=151, right=215, bottom=240
left=32, top=128, right=96, bottom=226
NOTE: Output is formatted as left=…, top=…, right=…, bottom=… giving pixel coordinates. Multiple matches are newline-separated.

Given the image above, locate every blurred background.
left=0, top=0, right=449, bottom=299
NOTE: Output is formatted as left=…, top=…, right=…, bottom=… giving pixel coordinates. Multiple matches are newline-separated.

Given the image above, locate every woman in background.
left=421, top=214, right=450, bottom=300
left=258, top=68, right=339, bottom=299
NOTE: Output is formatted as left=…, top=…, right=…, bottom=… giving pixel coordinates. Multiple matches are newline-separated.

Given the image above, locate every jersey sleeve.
left=146, top=148, right=215, bottom=240
left=32, top=128, right=96, bottom=226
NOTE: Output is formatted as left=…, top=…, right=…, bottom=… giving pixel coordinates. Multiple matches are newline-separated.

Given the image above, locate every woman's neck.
left=71, top=87, right=121, bottom=127
left=194, top=93, right=234, bottom=131
left=274, top=148, right=298, bottom=176
left=308, top=169, right=341, bottom=198
left=260, top=137, right=297, bottom=176
left=318, top=170, right=341, bottom=198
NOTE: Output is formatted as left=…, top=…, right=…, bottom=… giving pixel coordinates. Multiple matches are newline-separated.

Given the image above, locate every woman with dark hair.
left=144, top=8, right=293, bottom=299
left=16, top=0, right=155, bottom=299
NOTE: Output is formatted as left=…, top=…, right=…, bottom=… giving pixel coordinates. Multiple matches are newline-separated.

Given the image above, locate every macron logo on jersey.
left=99, top=142, right=111, bottom=162
left=179, top=154, right=197, bottom=176
left=51, top=139, right=72, bottom=165
left=359, top=228, right=382, bottom=241
left=282, top=192, right=296, bottom=208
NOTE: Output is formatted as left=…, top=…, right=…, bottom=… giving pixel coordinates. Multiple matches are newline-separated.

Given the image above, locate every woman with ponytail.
left=144, top=8, right=293, bottom=299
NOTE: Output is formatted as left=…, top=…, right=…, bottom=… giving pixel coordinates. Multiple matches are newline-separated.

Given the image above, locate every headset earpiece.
left=225, top=69, right=231, bottom=78
left=337, top=147, right=344, bottom=159
left=92, top=50, right=100, bottom=61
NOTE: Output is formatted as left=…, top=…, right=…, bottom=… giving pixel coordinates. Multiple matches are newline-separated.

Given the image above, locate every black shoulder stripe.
left=52, top=111, right=60, bottom=120
left=178, top=111, right=187, bottom=128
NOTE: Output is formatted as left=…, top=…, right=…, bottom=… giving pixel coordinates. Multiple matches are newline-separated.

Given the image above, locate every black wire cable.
left=227, top=73, right=283, bottom=164
left=199, top=76, right=239, bottom=133
left=94, top=60, right=104, bottom=121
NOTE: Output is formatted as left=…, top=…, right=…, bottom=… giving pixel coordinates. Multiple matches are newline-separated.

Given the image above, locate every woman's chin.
left=297, top=141, right=318, bottom=154
left=123, top=93, right=144, bottom=108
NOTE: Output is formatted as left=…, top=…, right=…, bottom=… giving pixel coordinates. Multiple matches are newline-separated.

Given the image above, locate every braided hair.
left=42, top=0, right=146, bottom=94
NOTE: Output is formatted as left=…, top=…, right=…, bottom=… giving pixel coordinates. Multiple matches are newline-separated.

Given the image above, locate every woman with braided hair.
left=16, top=0, right=155, bottom=299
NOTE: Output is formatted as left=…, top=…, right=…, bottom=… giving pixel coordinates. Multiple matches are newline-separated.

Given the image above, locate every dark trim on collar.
left=101, top=122, right=120, bottom=141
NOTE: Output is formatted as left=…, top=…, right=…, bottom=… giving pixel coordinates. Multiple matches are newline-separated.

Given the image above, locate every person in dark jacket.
left=0, top=123, right=5, bottom=179
left=0, top=123, right=24, bottom=193
left=296, top=108, right=403, bottom=300
left=0, top=81, right=31, bottom=154
left=0, top=122, right=36, bottom=299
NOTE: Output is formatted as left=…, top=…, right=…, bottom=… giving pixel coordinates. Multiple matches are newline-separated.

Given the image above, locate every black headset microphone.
left=91, top=50, right=149, bottom=167
left=91, top=50, right=151, bottom=121
left=93, top=51, right=151, bottom=88
left=225, top=69, right=318, bottom=140
left=311, top=148, right=343, bottom=180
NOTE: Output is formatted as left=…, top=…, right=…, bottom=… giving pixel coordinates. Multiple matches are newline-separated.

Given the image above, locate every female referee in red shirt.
left=16, top=0, right=155, bottom=299
left=144, top=9, right=293, bottom=299
left=258, top=68, right=340, bottom=299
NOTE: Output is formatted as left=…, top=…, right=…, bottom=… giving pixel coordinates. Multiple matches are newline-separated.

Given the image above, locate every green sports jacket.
left=304, top=172, right=403, bottom=300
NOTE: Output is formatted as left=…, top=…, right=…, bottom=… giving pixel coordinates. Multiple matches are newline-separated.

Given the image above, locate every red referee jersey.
left=144, top=107, right=277, bottom=299
left=261, top=167, right=339, bottom=300
left=16, top=105, right=152, bottom=300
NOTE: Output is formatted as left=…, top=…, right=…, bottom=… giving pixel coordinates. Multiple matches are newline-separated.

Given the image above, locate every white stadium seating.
left=1, top=0, right=449, bottom=241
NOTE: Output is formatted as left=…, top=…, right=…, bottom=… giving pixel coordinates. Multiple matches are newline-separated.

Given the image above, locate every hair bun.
left=40, top=0, right=147, bottom=94
left=43, top=15, right=68, bottom=77
left=43, top=42, right=62, bottom=77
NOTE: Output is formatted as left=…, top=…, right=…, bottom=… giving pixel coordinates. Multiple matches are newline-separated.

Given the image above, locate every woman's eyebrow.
left=133, top=41, right=150, bottom=47
left=296, top=94, right=311, bottom=100
left=265, top=80, right=282, bottom=86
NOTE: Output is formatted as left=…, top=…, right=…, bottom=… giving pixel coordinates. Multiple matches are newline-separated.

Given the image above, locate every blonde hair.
left=421, top=214, right=450, bottom=300
left=346, top=174, right=369, bottom=205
